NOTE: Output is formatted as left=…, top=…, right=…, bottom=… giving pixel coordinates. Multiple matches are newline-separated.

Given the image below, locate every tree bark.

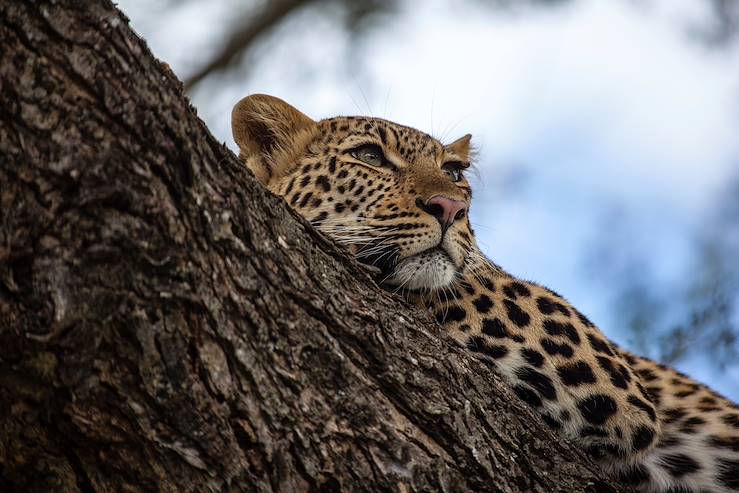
left=0, top=2, right=630, bottom=492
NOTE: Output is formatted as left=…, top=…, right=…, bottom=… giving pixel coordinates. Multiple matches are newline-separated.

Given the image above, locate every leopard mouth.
left=383, top=247, right=458, bottom=291
left=348, top=241, right=459, bottom=291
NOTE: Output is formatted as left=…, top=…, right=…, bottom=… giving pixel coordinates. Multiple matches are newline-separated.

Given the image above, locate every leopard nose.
left=422, top=195, right=467, bottom=231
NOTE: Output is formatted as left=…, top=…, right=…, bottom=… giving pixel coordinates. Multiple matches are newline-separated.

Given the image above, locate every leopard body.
left=232, top=94, right=739, bottom=492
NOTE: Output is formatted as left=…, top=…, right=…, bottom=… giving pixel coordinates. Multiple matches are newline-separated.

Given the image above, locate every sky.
left=122, top=0, right=739, bottom=398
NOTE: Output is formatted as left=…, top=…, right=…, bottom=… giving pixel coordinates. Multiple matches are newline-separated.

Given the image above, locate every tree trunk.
left=0, top=2, right=630, bottom=492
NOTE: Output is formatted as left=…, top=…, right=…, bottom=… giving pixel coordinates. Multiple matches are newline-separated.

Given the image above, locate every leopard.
left=231, top=94, right=739, bottom=493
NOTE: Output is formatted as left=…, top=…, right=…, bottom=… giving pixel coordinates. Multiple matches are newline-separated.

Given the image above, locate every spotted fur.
left=233, top=94, right=739, bottom=493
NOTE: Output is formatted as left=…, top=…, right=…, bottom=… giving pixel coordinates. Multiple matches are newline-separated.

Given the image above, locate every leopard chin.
left=384, top=248, right=458, bottom=291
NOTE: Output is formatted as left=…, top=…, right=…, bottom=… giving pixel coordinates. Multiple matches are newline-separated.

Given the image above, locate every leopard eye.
left=442, top=162, right=465, bottom=182
left=350, top=144, right=387, bottom=167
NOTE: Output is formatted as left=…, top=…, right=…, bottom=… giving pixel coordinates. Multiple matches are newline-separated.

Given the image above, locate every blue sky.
left=123, top=0, right=739, bottom=398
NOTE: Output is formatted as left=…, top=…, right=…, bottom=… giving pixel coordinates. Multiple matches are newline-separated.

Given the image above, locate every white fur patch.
left=385, top=248, right=457, bottom=290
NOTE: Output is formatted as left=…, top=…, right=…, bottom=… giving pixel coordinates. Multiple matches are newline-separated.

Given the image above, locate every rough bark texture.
left=0, top=2, right=631, bottom=492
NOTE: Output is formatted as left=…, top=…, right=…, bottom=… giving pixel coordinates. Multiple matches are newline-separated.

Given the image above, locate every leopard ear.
left=445, top=133, right=473, bottom=161
left=231, top=94, right=317, bottom=185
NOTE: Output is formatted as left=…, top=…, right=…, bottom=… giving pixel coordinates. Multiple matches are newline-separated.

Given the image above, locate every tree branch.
left=183, top=0, right=314, bottom=91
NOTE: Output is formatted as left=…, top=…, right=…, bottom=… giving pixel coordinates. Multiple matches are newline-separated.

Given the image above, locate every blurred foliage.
left=127, top=0, right=739, bottom=89
left=134, top=0, right=739, bottom=90
left=589, top=177, right=739, bottom=367
left=700, top=0, right=739, bottom=45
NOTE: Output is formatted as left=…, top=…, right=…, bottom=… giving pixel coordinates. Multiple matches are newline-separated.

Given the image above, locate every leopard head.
left=232, top=94, right=482, bottom=293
